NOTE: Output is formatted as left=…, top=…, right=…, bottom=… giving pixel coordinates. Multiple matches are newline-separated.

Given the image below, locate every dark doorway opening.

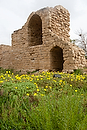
left=28, top=14, right=42, bottom=46
left=50, top=46, right=63, bottom=71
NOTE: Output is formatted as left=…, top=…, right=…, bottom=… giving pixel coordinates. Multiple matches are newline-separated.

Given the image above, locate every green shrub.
left=74, top=69, right=83, bottom=75
left=85, top=56, right=87, bottom=59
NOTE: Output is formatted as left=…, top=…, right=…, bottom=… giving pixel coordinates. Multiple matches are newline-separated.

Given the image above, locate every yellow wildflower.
left=59, top=83, right=61, bottom=85
left=0, top=81, right=3, bottom=83
left=34, top=83, right=37, bottom=85
left=15, top=87, right=18, bottom=89
left=34, top=93, right=37, bottom=96
left=75, top=90, right=77, bottom=92
left=31, top=74, right=34, bottom=77
left=59, top=80, right=62, bottom=83
left=70, top=84, right=72, bottom=87
left=40, top=94, right=45, bottom=96
left=46, top=86, right=48, bottom=88
left=44, top=89, right=46, bottom=91
left=37, top=89, right=39, bottom=92
left=81, top=94, right=83, bottom=96
left=49, top=86, right=52, bottom=89
left=63, top=81, right=65, bottom=85
left=71, top=79, right=73, bottom=81
left=82, top=77, right=85, bottom=80
left=36, top=85, right=38, bottom=88
left=53, top=80, right=56, bottom=82
left=6, top=71, right=8, bottom=74
left=47, top=78, right=50, bottom=80
left=26, top=93, right=29, bottom=96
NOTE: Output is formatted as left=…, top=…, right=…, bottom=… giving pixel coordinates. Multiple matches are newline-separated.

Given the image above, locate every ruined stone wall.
left=0, top=5, right=86, bottom=73
left=12, top=5, right=70, bottom=48
left=46, top=34, right=86, bottom=73
left=50, top=6, right=70, bottom=42
left=0, top=45, right=12, bottom=69
left=10, top=34, right=86, bottom=73
left=86, top=60, right=87, bottom=67
left=11, top=47, right=40, bottom=73
left=63, top=43, right=86, bottom=72
left=11, top=7, right=51, bottom=49
left=11, top=45, right=50, bottom=73
left=11, top=27, right=28, bottom=49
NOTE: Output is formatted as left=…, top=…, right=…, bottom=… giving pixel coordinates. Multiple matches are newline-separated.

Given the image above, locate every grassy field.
left=0, top=69, right=87, bottom=130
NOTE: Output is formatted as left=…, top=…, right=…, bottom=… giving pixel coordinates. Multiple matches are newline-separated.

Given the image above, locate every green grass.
left=0, top=70, right=87, bottom=130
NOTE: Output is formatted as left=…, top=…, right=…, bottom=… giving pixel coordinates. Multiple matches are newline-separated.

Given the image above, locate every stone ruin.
left=0, top=5, right=86, bottom=73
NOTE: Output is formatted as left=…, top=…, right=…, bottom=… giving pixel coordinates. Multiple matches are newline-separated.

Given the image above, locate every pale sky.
left=0, top=0, right=87, bottom=45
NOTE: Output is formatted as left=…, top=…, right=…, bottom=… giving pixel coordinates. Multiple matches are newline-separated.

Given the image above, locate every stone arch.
left=50, top=46, right=63, bottom=71
left=28, top=14, right=42, bottom=46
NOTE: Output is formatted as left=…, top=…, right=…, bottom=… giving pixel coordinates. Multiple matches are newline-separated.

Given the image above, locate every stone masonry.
left=0, top=5, right=86, bottom=73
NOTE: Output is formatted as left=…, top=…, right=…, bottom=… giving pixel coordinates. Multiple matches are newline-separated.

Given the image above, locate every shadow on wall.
left=28, top=14, right=42, bottom=46
left=50, top=46, right=63, bottom=72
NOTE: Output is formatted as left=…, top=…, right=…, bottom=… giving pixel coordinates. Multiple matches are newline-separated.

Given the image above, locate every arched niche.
left=50, top=46, right=63, bottom=71
left=28, top=14, right=42, bottom=46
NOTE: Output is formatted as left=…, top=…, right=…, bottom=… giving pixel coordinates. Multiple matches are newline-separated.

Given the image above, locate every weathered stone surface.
left=0, top=5, right=86, bottom=73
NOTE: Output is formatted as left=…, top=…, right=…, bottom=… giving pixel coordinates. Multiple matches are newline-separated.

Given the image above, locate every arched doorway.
left=50, top=46, right=63, bottom=71
left=28, top=14, right=42, bottom=46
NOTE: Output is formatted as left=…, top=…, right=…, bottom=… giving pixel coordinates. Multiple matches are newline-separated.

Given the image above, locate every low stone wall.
left=0, top=45, right=12, bottom=69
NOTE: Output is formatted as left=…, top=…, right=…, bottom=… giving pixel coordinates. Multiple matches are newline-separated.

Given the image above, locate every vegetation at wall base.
left=0, top=67, right=14, bottom=74
left=73, top=68, right=83, bottom=75
left=85, top=56, right=87, bottom=59
left=0, top=70, right=87, bottom=130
